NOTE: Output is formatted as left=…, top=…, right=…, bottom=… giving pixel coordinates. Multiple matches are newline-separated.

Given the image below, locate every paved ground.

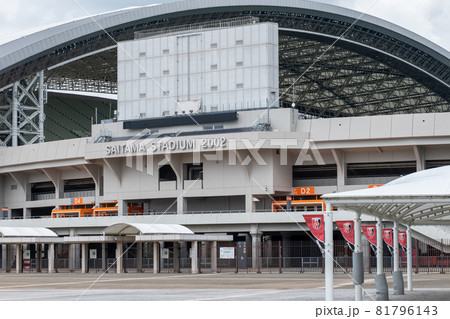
left=0, top=271, right=448, bottom=301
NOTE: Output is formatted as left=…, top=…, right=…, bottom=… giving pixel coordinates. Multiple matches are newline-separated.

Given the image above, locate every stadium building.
left=0, top=0, right=449, bottom=278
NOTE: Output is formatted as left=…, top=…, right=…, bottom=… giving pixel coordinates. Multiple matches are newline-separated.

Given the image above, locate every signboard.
left=382, top=228, right=393, bottom=247
left=220, top=247, right=235, bottom=259
left=362, top=225, right=377, bottom=246
left=71, top=197, right=83, bottom=205
left=399, top=231, right=407, bottom=248
left=162, top=248, right=170, bottom=259
left=23, top=250, right=31, bottom=260
left=24, top=259, right=31, bottom=270
left=1, top=207, right=7, bottom=220
left=89, top=249, right=97, bottom=259
left=369, top=185, right=383, bottom=188
left=336, top=220, right=355, bottom=245
left=293, top=187, right=315, bottom=195
left=303, top=214, right=325, bottom=242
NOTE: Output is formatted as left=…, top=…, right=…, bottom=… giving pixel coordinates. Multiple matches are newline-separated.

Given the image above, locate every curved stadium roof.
left=0, top=0, right=449, bottom=121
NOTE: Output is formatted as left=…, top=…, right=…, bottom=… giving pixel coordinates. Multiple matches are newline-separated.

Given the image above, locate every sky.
left=0, top=0, right=449, bottom=51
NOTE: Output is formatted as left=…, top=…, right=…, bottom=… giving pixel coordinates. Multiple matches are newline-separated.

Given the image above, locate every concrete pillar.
left=251, top=231, right=261, bottom=270
left=245, top=194, right=256, bottom=213
left=407, top=226, right=413, bottom=291
left=36, top=244, right=42, bottom=273
left=177, top=197, right=186, bottom=214
left=211, top=241, right=218, bottom=273
left=24, top=208, right=31, bottom=219
left=116, top=242, right=123, bottom=274
left=354, top=215, right=363, bottom=301
left=173, top=242, right=181, bottom=273
left=102, top=243, right=107, bottom=272
left=16, top=244, right=23, bottom=273
left=48, top=244, right=55, bottom=273
left=118, top=199, right=128, bottom=216
left=191, top=241, right=199, bottom=274
left=393, top=222, right=399, bottom=271
left=324, top=206, right=334, bottom=301
left=69, top=244, right=76, bottom=272
left=375, top=216, right=389, bottom=301
left=136, top=242, right=143, bottom=272
left=1, top=245, right=6, bottom=271
left=81, top=243, right=88, bottom=274
left=5, top=244, right=11, bottom=273
left=153, top=242, right=160, bottom=274
left=332, top=149, right=346, bottom=192
left=376, top=217, right=383, bottom=274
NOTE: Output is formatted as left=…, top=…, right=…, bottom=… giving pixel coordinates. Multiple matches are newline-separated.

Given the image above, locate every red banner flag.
left=383, top=228, right=393, bottom=247
left=304, top=214, right=325, bottom=242
left=362, top=225, right=377, bottom=246
left=399, top=231, right=407, bottom=249
left=336, top=221, right=354, bottom=245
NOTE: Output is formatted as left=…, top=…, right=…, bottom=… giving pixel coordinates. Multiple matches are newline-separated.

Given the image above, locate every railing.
left=4, top=256, right=449, bottom=274
left=30, top=192, right=55, bottom=201
left=63, top=190, right=95, bottom=198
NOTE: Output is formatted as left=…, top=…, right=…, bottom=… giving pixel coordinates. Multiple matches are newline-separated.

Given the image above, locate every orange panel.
left=293, top=187, right=315, bottom=195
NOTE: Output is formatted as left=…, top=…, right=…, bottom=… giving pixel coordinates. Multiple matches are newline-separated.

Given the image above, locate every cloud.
left=348, top=0, right=449, bottom=50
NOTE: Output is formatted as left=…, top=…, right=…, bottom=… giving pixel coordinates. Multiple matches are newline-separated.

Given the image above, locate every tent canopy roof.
left=0, top=227, right=58, bottom=237
left=322, top=166, right=450, bottom=225
left=103, top=223, right=193, bottom=236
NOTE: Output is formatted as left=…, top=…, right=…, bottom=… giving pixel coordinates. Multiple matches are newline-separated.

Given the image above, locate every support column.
left=375, top=216, right=389, bottom=300
left=393, top=221, right=405, bottom=295
left=136, top=242, right=143, bottom=273
left=12, top=82, right=19, bottom=147
left=36, top=244, right=42, bottom=273
left=173, top=242, right=181, bottom=273
left=353, top=214, right=364, bottom=301
left=48, top=244, right=55, bottom=273
left=38, top=70, right=45, bottom=143
left=5, top=244, right=11, bottom=273
left=81, top=243, right=88, bottom=274
left=153, top=242, right=160, bottom=274
left=245, top=194, right=256, bottom=213
left=251, top=231, right=261, bottom=271
left=211, top=241, right=218, bottom=273
left=1, top=245, right=4, bottom=271
left=376, top=217, right=383, bottom=274
left=102, top=243, right=107, bottom=272
left=324, top=204, right=334, bottom=301
left=177, top=197, right=186, bottom=214
left=191, top=241, right=199, bottom=274
left=116, top=242, right=123, bottom=274
left=407, top=225, right=413, bottom=291
left=117, top=200, right=127, bottom=217
left=16, top=244, right=23, bottom=273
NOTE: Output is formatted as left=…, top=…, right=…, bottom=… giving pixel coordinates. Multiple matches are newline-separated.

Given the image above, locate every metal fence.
left=2, top=238, right=449, bottom=274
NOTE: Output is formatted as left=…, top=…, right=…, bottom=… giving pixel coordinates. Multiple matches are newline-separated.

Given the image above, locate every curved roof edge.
left=0, top=0, right=448, bottom=74
left=104, top=223, right=194, bottom=235
left=0, top=226, right=58, bottom=237
left=322, top=165, right=450, bottom=200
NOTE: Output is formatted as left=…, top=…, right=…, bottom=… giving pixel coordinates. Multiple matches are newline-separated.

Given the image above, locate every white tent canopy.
left=103, top=223, right=194, bottom=236
left=322, top=165, right=450, bottom=225
left=0, top=226, right=58, bottom=237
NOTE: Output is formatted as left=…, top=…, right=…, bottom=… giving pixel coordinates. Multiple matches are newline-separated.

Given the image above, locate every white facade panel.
left=117, top=22, right=279, bottom=120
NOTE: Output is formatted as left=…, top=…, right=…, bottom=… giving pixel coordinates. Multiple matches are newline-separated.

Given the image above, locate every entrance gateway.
left=0, top=223, right=232, bottom=274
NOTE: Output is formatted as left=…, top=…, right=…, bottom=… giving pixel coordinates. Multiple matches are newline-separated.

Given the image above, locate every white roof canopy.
left=103, top=223, right=194, bottom=236
left=322, top=166, right=450, bottom=225
left=0, top=227, right=58, bottom=237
